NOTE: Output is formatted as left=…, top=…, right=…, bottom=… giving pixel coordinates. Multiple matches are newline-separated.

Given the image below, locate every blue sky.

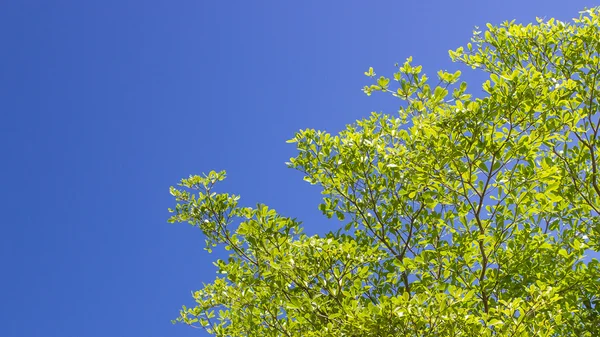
left=1, top=1, right=597, bottom=336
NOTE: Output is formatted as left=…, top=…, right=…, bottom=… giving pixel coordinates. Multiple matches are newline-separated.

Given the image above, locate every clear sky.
left=1, top=1, right=597, bottom=336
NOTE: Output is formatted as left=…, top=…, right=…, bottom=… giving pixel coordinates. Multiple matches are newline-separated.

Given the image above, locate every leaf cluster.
left=169, top=8, right=600, bottom=336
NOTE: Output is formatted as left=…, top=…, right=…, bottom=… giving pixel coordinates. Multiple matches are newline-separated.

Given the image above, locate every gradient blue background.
left=1, top=1, right=597, bottom=336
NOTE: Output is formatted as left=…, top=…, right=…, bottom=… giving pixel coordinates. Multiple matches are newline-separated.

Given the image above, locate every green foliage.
left=169, top=8, right=600, bottom=336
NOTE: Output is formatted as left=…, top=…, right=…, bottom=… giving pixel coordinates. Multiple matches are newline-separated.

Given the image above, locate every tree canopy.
left=169, top=8, right=600, bottom=336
